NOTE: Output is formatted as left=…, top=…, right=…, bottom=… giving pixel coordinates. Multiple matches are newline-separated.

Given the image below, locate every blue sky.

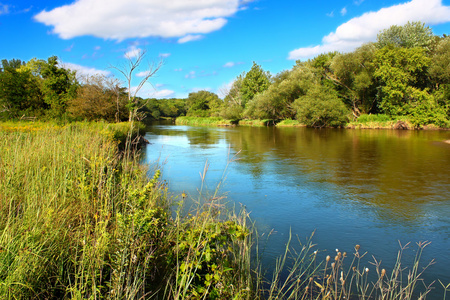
left=1, top=0, right=450, bottom=99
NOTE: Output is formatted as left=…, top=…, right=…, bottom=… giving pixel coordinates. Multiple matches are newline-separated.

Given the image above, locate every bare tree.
left=111, top=49, right=163, bottom=122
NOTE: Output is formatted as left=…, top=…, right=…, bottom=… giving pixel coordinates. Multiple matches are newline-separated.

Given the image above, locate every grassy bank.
left=1, top=121, right=444, bottom=299
left=175, top=114, right=449, bottom=130
left=175, top=116, right=235, bottom=126
left=0, top=121, right=252, bottom=299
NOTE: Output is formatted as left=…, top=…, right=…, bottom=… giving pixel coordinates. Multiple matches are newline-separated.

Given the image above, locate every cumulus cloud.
left=34, top=0, right=244, bottom=41
left=62, top=62, right=111, bottom=77
left=288, top=0, right=450, bottom=60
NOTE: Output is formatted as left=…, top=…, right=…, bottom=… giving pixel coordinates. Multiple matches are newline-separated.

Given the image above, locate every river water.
left=143, top=122, right=450, bottom=296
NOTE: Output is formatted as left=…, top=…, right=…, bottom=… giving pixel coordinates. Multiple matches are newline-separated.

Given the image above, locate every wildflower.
left=365, top=268, right=369, bottom=273
left=381, top=269, right=386, bottom=277
left=326, top=255, right=330, bottom=262
left=355, top=244, right=360, bottom=251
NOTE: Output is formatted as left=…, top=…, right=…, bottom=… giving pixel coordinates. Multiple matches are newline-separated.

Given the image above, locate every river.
left=143, top=122, right=450, bottom=297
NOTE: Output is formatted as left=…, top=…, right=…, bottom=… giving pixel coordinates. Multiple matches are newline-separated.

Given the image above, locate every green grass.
left=276, top=119, right=305, bottom=127
left=175, top=116, right=234, bottom=126
left=239, top=119, right=276, bottom=126
left=0, top=120, right=444, bottom=299
left=347, top=114, right=416, bottom=129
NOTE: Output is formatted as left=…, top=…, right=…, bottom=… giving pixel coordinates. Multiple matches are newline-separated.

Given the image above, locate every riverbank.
left=1, top=121, right=446, bottom=299
left=0, top=121, right=253, bottom=299
left=172, top=115, right=450, bottom=130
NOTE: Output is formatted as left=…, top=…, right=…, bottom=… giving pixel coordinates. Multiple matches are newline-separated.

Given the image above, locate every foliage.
left=240, top=62, right=271, bottom=108
left=373, top=45, right=431, bottom=116
left=145, top=98, right=187, bottom=119
left=39, top=56, right=78, bottom=118
left=175, top=116, right=234, bottom=126
left=330, top=43, right=378, bottom=116
left=243, top=64, right=315, bottom=120
left=294, top=84, right=350, bottom=128
left=0, top=65, right=45, bottom=119
left=67, top=74, right=128, bottom=121
left=376, top=21, right=434, bottom=50
left=186, top=90, right=222, bottom=117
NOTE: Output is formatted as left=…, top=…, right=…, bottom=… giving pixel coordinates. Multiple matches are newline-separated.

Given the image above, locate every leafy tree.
left=429, top=36, right=450, bottom=85
left=240, top=62, right=270, bottom=108
left=294, top=84, right=349, bottom=128
left=243, top=63, right=315, bottom=120
left=373, top=45, right=430, bottom=116
left=186, top=90, right=221, bottom=117
left=0, top=59, right=44, bottom=119
left=0, top=59, right=25, bottom=72
left=39, top=56, right=78, bottom=118
left=330, top=43, right=378, bottom=116
left=376, top=21, right=434, bottom=50
left=67, top=74, right=127, bottom=121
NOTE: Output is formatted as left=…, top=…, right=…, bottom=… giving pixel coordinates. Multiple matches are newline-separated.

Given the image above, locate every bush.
left=294, top=85, right=349, bottom=128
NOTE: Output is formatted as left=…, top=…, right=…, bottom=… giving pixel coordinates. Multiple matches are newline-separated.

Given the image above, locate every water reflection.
left=143, top=123, right=450, bottom=290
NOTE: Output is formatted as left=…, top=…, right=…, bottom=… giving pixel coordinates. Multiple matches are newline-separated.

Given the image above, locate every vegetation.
left=0, top=19, right=449, bottom=299
left=0, top=121, right=443, bottom=299
left=185, top=22, right=449, bottom=129
left=175, top=116, right=234, bottom=126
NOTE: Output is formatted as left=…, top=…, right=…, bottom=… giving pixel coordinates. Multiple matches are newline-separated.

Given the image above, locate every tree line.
left=1, top=22, right=449, bottom=127
left=187, top=22, right=450, bottom=128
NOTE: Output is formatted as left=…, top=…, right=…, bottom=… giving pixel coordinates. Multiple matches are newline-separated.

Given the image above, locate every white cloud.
left=153, top=89, right=175, bottom=98
left=340, top=7, right=347, bottom=16
left=178, top=34, right=204, bottom=43
left=34, top=0, right=244, bottom=41
left=185, top=71, right=196, bottom=79
left=354, top=0, right=364, bottom=5
left=136, top=70, right=152, bottom=77
left=326, top=11, right=334, bottom=17
left=124, top=46, right=142, bottom=58
left=62, top=62, right=111, bottom=77
left=0, top=4, right=10, bottom=15
left=159, top=53, right=171, bottom=58
left=174, top=68, right=183, bottom=72
left=288, top=0, right=450, bottom=60
left=223, top=62, right=235, bottom=68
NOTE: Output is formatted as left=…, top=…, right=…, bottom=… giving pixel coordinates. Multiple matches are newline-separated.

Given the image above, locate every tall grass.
left=0, top=122, right=169, bottom=298
left=0, top=121, right=443, bottom=299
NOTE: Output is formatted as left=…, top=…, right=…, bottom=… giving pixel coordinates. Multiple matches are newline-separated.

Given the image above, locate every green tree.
left=376, top=21, right=434, bottom=50
left=0, top=59, right=44, bottom=119
left=39, top=56, right=78, bottom=118
left=186, top=90, right=221, bottom=117
left=294, top=84, right=349, bottom=128
left=373, top=45, right=430, bottom=116
left=243, top=63, right=315, bottom=120
left=240, top=62, right=270, bottom=108
left=330, top=43, right=378, bottom=116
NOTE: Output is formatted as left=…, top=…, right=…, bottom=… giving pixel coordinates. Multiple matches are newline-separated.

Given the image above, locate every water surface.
left=143, top=123, right=450, bottom=294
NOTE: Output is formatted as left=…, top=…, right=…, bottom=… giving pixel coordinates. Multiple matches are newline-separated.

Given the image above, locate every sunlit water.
left=143, top=122, right=450, bottom=297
